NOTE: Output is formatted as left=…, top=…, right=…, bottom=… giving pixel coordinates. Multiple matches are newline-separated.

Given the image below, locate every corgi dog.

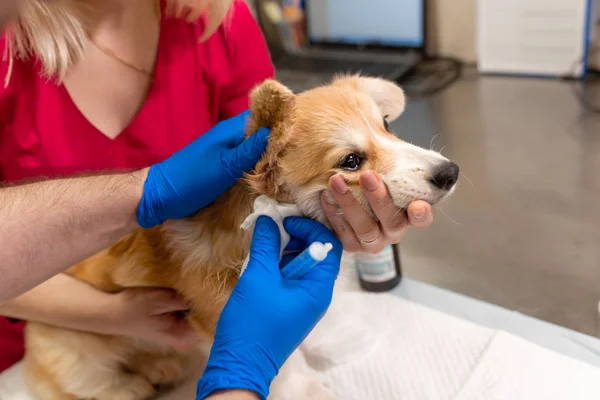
left=23, top=75, right=459, bottom=400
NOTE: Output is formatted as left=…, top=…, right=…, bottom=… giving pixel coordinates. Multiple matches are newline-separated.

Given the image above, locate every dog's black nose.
left=429, top=161, right=459, bottom=191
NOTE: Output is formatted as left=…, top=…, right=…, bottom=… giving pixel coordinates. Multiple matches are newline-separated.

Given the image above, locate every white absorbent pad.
left=240, top=195, right=301, bottom=274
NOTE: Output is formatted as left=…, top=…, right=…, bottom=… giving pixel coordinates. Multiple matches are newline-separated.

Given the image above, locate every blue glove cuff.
left=196, top=372, right=267, bottom=400
left=196, top=346, right=278, bottom=400
left=137, top=164, right=170, bottom=229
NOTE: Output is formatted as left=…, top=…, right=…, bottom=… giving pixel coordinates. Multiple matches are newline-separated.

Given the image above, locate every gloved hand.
left=196, top=216, right=343, bottom=400
left=137, top=111, right=270, bottom=228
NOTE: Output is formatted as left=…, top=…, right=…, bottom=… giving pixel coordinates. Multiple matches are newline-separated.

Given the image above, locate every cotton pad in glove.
left=240, top=195, right=301, bottom=274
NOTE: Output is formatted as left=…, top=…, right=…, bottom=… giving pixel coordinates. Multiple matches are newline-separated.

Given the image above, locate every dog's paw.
left=137, top=356, right=186, bottom=386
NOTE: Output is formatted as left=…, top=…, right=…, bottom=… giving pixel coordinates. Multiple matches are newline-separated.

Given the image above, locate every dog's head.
left=245, top=75, right=458, bottom=222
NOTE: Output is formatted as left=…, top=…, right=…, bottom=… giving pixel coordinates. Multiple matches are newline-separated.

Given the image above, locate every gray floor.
left=391, top=70, right=600, bottom=337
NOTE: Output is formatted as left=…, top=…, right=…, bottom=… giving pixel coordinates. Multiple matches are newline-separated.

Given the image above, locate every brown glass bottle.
left=355, top=244, right=402, bottom=292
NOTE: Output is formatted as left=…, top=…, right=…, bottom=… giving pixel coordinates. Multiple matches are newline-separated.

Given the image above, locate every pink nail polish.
left=361, top=172, right=379, bottom=192
left=331, top=175, right=349, bottom=195
left=413, top=208, right=426, bottom=219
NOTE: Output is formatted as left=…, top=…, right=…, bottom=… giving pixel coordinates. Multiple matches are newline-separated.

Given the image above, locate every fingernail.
left=412, top=207, right=426, bottom=219
left=330, top=175, right=348, bottom=195
left=361, top=171, right=379, bottom=192
left=322, top=190, right=337, bottom=205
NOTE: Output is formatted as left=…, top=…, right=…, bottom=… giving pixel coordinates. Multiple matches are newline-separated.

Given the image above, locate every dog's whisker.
left=429, top=133, right=441, bottom=151
left=459, top=172, right=476, bottom=190
left=378, top=193, right=412, bottom=216
left=439, top=207, right=463, bottom=226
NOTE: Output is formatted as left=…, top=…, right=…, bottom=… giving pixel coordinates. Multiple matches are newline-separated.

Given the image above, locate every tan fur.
left=24, top=75, right=456, bottom=400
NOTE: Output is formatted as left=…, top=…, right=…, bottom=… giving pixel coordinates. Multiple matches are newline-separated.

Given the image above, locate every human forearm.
left=0, top=170, right=146, bottom=303
left=203, top=391, right=259, bottom=400
left=0, top=273, right=199, bottom=349
left=0, top=273, right=120, bottom=332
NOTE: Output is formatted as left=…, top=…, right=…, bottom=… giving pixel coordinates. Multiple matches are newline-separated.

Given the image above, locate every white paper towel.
left=240, top=195, right=301, bottom=274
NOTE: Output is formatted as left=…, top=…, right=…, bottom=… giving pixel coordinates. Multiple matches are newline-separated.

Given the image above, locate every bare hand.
left=106, top=288, right=199, bottom=350
left=320, top=171, right=434, bottom=253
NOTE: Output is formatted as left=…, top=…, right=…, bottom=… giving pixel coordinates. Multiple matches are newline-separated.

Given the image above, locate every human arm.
left=196, top=216, right=343, bottom=400
left=0, top=171, right=144, bottom=303
left=0, top=111, right=269, bottom=303
left=321, top=172, right=434, bottom=253
left=0, top=273, right=199, bottom=349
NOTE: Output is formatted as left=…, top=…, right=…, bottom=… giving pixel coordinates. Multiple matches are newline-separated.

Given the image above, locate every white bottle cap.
left=307, top=242, right=333, bottom=262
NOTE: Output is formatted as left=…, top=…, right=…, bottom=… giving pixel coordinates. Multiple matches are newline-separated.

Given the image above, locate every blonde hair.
left=4, top=0, right=234, bottom=85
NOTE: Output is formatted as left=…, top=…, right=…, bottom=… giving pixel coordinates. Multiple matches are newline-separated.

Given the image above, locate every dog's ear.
left=245, top=79, right=296, bottom=200
left=332, top=75, right=406, bottom=121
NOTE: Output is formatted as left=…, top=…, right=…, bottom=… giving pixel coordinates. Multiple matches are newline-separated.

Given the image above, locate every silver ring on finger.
left=358, top=234, right=380, bottom=245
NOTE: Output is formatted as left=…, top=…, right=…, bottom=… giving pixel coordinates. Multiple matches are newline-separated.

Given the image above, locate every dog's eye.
left=383, top=116, right=390, bottom=131
left=340, top=154, right=363, bottom=171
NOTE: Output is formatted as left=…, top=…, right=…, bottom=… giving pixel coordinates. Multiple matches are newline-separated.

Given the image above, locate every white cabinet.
left=477, top=0, right=592, bottom=77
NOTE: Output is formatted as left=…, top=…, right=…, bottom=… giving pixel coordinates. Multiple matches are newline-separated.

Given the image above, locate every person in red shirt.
left=0, top=0, right=276, bottom=374
left=0, top=0, right=433, bottom=376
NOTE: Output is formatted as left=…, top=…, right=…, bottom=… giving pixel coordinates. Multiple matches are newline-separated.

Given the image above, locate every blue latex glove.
left=137, top=111, right=270, bottom=228
left=196, top=216, right=343, bottom=400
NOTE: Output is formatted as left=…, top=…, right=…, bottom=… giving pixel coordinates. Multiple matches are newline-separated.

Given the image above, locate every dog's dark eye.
left=383, top=116, right=390, bottom=131
left=340, top=153, right=363, bottom=171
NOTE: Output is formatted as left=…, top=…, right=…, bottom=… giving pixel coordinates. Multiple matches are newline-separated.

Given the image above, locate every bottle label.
left=355, top=245, right=398, bottom=283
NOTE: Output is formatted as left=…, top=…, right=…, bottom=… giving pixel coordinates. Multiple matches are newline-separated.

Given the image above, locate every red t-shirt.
left=0, top=1, right=274, bottom=372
